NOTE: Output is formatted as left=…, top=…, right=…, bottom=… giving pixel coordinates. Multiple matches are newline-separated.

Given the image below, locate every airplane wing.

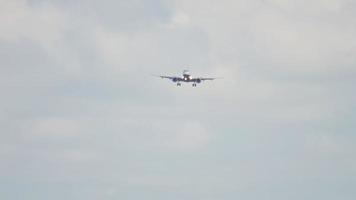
left=158, top=75, right=175, bottom=79
left=193, top=77, right=221, bottom=81
left=154, top=75, right=183, bottom=81
left=200, top=77, right=216, bottom=81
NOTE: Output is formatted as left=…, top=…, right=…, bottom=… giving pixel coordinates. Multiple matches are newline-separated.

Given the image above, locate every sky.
left=0, top=0, right=356, bottom=199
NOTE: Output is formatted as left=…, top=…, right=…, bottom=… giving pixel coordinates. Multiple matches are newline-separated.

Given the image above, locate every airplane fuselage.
left=182, top=73, right=192, bottom=82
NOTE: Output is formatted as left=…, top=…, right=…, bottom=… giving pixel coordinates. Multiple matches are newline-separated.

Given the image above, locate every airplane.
left=155, top=70, right=219, bottom=87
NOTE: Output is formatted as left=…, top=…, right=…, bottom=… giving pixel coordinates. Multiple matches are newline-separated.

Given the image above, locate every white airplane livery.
left=156, top=70, right=218, bottom=87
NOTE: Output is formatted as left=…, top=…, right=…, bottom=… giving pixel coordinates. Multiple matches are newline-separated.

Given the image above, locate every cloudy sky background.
left=1, top=0, right=356, bottom=199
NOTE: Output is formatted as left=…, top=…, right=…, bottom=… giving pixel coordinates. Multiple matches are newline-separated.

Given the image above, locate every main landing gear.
left=176, top=83, right=198, bottom=87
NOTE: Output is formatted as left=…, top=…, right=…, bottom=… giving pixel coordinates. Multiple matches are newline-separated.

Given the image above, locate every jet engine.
left=196, top=79, right=201, bottom=83
left=172, top=78, right=178, bottom=82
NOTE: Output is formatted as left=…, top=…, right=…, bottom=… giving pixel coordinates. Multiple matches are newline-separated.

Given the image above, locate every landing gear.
left=192, top=83, right=197, bottom=87
left=177, top=82, right=181, bottom=86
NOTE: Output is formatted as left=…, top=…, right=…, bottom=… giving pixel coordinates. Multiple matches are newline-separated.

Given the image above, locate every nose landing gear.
left=177, top=82, right=181, bottom=86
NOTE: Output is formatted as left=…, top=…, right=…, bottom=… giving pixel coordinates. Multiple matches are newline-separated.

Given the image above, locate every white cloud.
left=160, top=121, right=211, bottom=151
left=1, top=0, right=356, bottom=199
left=0, top=0, right=67, bottom=46
left=267, top=0, right=354, bottom=13
left=23, top=118, right=82, bottom=140
left=170, top=0, right=356, bottom=72
left=168, top=12, right=191, bottom=28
